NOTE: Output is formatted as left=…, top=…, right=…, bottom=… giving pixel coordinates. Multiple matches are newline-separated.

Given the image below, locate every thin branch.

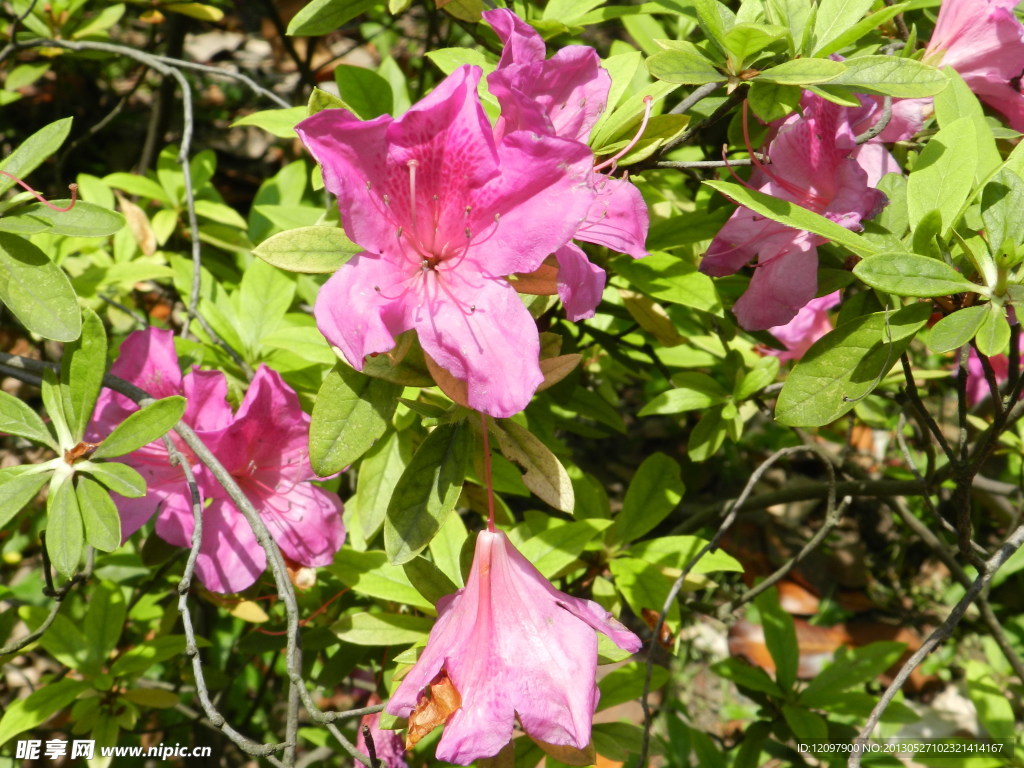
left=637, top=445, right=837, bottom=768
left=668, top=82, right=722, bottom=115
left=900, top=353, right=957, bottom=467
left=854, top=96, right=892, bottom=145
left=653, top=153, right=767, bottom=170
left=849, top=520, right=1024, bottom=767
left=327, top=722, right=374, bottom=767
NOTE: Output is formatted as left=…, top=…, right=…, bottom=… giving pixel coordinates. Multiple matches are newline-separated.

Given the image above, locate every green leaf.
left=799, top=642, right=906, bottom=707
left=723, top=23, right=788, bottom=68
left=928, top=305, right=988, bottom=353
left=330, top=550, right=434, bottom=611
left=236, top=258, right=295, bottom=351
left=782, top=705, right=829, bottom=741
left=253, top=225, right=362, bottom=273
left=975, top=304, right=1011, bottom=357
left=76, top=476, right=122, bottom=552
left=639, top=373, right=729, bottom=416
left=0, top=678, right=91, bottom=745
left=691, top=0, right=732, bottom=58
left=109, top=636, right=189, bottom=677
left=813, top=3, right=909, bottom=58
left=0, top=117, right=73, bottom=197
left=646, top=49, right=725, bottom=85
left=627, top=535, right=743, bottom=574
left=607, top=453, right=684, bottom=545
left=82, top=581, right=126, bottom=670
left=346, top=430, right=411, bottom=548
left=0, top=469, right=50, bottom=529
left=688, top=407, right=727, bottom=462
left=704, top=180, right=880, bottom=258
left=402, top=556, right=458, bottom=606
left=0, top=389, right=56, bottom=449
left=711, top=657, right=783, bottom=697
left=827, top=55, right=947, bottom=98
left=736, top=356, right=781, bottom=400
left=334, top=64, right=393, bottom=119
left=510, top=519, right=613, bottom=579
left=614, top=252, right=723, bottom=314
left=755, top=589, right=798, bottom=691
left=384, top=421, right=470, bottom=564
left=41, top=368, right=73, bottom=448
left=775, top=303, right=932, bottom=426
left=331, top=612, right=434, bottom=647
left=76, top=460, right=146, bottom=498
left=13, top=201, right=125, bottom=237
left=91, top=396, right=186, bottom=460
left=18, top=606, right=87, bottom=668
left=811, top=0, right=874, bottom=55
left=0, top=232, right=82, bottom=342
left=853, top=252, right=976, bottom=297
left=935, top=69, right=1001, bottom=183
left=47, top=476, right=84, bottom=578
left=981, top=169, right=1024, bottom=254
left=597, top=662, right=671, bottom=712
left=286, top=0, right=377, bottom=36
left=747, top=81, right=802, bottom=123
left=60, top=306, right=107, bottom=443
left=492, top=419, right=574, bottom=513
left=755, top=58, right=845, bottom=86
left=907, top=116, right=978, bottom=234
left=230, top=106, right=308, bottom=139
left=310, top=365, right=400, bottom=476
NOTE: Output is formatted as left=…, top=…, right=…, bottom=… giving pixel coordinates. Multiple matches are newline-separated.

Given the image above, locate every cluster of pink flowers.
left=90, top=328, right=345, bottom=594
left=297, top=8, right=647, bottom=419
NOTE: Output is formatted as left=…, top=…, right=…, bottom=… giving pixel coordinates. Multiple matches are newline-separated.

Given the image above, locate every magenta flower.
left=90, top=328, right=345, bottom=593
left=702, top=94, right=885, bottom=330
left=386, top=529, right=641, bottom=765
left=765, top=291, right=841, bottom=361
left=484, top=9, right=649, bottom=321
left=925, top=0, right=1024, bottom=131
left=848, top=96, right=928, bottom=185
left=296, top=66, right=595, bottom=418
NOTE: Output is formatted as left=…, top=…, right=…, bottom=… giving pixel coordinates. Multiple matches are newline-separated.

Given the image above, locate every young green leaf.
left=0, top=389, right=57, bottom=449
left=331, top=611, right=434, bottom=647
left=0, top=468, right=51, bottom=529
left=981, top=169, right=1024, bottom=255
left=0, top=117, right=73, bottom=196
left=646, top=49, right=726, bottom=85
left=60, top=306, right=107, bottom=443
left=928, top=305, right=988, bottom=353
left=309, top=364, right=400, bottom=476
left=0, top=678, right=91, bottom=747
left=13, top=201, right=125, bottom=238
left=252, top=225, right=362, bottom=274
left=975, top=304, right=1011, bottom=357
left=91, top=396, right=186, bottom=459
left=0, top=233, right=82, bottom=342
left=47, top=476, right=84, bottom=577
left=754, top=589, right=798, bottom=691
left=775, top=303, right=932, bottom=426
left=755, top=57, right=845, bottom=86
left=852, top=252, right=976, bottom=297
left=907, top=116, right=978, bottom=234
left=77, top=476, right=122, bottom=552
left=334, top=64, right=394, bottom=119
left=384, top=421, right=470, bottom=564
left=82, top=580, right=127, bottom=672
left=607, top=453, right=684, bottom=546
left=704, top=180, right=881, bottom=258
left=811, top=0, right=875, bottom=56
left=75, top=460, right=146, bottom=498
left=813, top=3, right=910, bottom=58
left=826, top=55, right=948, bottom=98
left=799, top=642, right=907, bottom=708
left=639, top=372, right=729, bottom=416
left=286, top=0, right=377, bottom=36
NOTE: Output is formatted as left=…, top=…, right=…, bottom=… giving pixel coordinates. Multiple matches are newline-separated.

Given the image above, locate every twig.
left=900, top=353, right=957, bottom=467
left=362, top=724, right=381, bottom=768
left=327, top=723, right=374, bottom=767
left=636, top=445, right=836, bottom=768
left=653, top=154, right=768, bottom=170
left=854, top=96, right=892, bottom=145
left=0, top=0, right=41, bottom=65
left=668, top=82, right=721, bottom=115
left=634, top=86, right=747, bottom=170
left=848, top=521, right=1024, bottom=768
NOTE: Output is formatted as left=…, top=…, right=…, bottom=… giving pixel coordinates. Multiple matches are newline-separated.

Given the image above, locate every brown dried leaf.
left=406, top=671, right=462, bottom=748
left=115, top=191, right=157, bottom=256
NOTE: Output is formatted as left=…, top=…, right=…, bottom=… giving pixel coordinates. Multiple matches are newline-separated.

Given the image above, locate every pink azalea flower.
left=847, top=96, right=928, bottom=185
left=356, top=695, right=407, bottom=768
left=386, top=529, right=641, bottom=765
left=925, top=0, right=1024, bottom=131
left=484, top=9, right=649, bottom=321
left=965, top=334, right=1024, bottom=405
left=296, top=66, right=595, bottom=418
left=90, top=328, right=345, bottom=593
left=765, top=291, right=841, bottom=361
left=702, top=94, right=886, bottom=330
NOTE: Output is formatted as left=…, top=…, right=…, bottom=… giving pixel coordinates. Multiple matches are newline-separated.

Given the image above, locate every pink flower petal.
left=574, top=174, right=649, bottom=259
left=555, top=243, right=606, bottom=321
left=732, top=237, right=819, bottom=330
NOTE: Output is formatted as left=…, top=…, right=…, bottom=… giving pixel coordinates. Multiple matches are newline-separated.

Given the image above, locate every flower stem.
left=480, top=412, right=496, bottom=532
left=0, top=170, right=77, bottom=212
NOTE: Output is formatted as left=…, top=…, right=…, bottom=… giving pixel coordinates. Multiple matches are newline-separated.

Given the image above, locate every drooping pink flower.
left=765, top=291, right=842, bottom=361
left=925, top=0, right=1024, bottom=131
left=297, top=66, right=594, bottom=417
left=965, top=333, right=1024, bottom=405
left=702, top=94, right=886, bottom=330
left=356, top=695, right=407, bottom=768
left=484, top=9, right=649, bottom=321
left=386, top=529, right=641, bottom=765
left=90, top=328, right=345, bottom=593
